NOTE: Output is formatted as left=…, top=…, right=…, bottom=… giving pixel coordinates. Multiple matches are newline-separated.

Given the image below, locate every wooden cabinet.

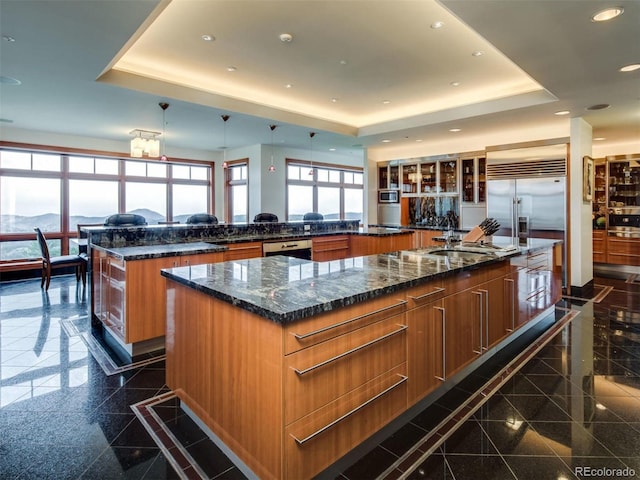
left=312, top=235, right=349, bottom=261
left=593, top=230, right=607, bottom=263
left=413, top=230, right=443, bottom=248
left=166, top=246, right=561, bottom=480
left=606, top=236, right=640, bottom=266
left=222, top=241, right=263, bottom=261
left=167, top=286, right=408, bottom=480
left=349, top=233, right=414, bottom=257
left=93, top=249, right=224, bottom=344
left=406, top=279, right=446, bottom=405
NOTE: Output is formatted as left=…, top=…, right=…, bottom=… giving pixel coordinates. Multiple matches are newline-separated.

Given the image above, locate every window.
left=286, top=160, right=363, bottom=222
left=225, top=160, right=248, bottom=223
left=0, top=147, right=213, bottom=263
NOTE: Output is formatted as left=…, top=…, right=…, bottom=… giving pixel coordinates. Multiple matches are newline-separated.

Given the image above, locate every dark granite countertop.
left=92, top=228, right=413, bottom=260
left=161, top=237, right=560, bottom=325
left=92, top=241, right=227, bottom=261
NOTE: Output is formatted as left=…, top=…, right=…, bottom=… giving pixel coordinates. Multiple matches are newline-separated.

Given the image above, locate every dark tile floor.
left=0, top=274, right=638, bottom=480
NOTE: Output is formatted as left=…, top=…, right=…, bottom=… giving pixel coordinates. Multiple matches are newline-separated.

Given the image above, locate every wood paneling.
left=223, top=242, right=263, bottom=261
left=312, top=235, right=349, bottom=262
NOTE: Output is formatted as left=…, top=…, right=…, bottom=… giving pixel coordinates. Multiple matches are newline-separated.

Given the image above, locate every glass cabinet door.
left=478, top=157, right=486, bottom=203
left=462, top=159, right=474, bottom=202
left=609, top=161, right=640, bottom=207
left=402, top=164, right=418, bottom=194
left=420, top=162, right=437, bottom=193
left=378, top=165, right=388, bottom=189
left=389, top=165, right=399, bottom=189
left=438, top=160, right=458, bottom=193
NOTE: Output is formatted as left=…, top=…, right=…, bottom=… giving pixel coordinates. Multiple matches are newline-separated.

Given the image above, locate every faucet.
left=444, top=226, right=454, bottom=249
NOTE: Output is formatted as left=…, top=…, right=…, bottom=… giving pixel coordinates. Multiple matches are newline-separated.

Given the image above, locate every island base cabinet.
left=407, top=300, right=444, bottom=406
left=166, top=281, right=284, bottom=480
left=284, top=365, right=407, bottom=480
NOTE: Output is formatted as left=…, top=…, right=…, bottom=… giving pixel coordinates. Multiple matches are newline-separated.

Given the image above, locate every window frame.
left=285, top=158, right=363, bottom=222
left=0, top=142, right=214, bottom=265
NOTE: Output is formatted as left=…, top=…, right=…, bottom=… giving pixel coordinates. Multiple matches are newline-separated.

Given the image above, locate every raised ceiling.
left=1, top=0, right=638, bottom=159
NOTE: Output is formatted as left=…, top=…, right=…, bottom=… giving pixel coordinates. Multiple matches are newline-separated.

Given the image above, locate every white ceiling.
left=0, top=0, right=638, bottom=161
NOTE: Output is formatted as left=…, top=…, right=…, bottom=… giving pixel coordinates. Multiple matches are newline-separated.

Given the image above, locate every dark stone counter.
left=161, top=237, right=560, bottom=324
left=93, top=241, right=227, bottom=262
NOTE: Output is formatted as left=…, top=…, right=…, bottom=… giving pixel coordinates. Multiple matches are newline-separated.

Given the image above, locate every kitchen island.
left=161, top=237, right=562, bottom=480
left=88, top=221, right=413, bottom=358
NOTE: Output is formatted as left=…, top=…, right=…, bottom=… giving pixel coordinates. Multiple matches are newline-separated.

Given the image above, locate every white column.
left=569, top=117, right=593, bottom=289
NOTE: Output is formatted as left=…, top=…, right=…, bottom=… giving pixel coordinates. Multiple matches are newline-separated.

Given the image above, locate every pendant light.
left=221, top=114, right=230, bottom=168
left=308, top=132, right=316, bottom=176
left=159, top=102, right=169, bottom=161
left=268, top=124, right=277, bottom=173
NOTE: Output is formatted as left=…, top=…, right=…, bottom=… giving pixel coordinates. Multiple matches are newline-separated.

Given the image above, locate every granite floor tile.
left=1, top=273, right=639, bottom=480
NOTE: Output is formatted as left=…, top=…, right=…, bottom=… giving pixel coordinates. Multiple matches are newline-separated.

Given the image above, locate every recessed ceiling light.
left=591, top=7, right=624, bottom=22
left=331, top=98, right=339, bottom=103
left=339, top=60, right=348, bottom=65
left=201, top=34, right=215, bottom=42
left=430, top=21, right=445, bottom=29
left=382, top=139, right=391, bottom=143
left=554, top=110, right=570, bottom=116
left=226, top=66, right=237, bottom=72
left=587, top=103, right=610, bottom=110
left=329, top=148, right=336, bottom=152
left=449, top=128, right=461, bottom=132
left=415, top=139, right=423, bottom=142
left=279, top=33, right=293, bottom=43
left=593, top=137, right=606, bottom=141
left=472, top=51, right=484, bottom=57
left=619, top=63, right=640, bottom=72
left=285, top=83, right=293, bottom=88
left=450, top=81, right=461, bottom=87
left=2, top=35, right=15, bottom=42
left=382, top=100, right=391, bottom=105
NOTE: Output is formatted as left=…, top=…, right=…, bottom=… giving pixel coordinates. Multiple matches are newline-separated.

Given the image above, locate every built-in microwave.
left=378, top=189, right=399, bottom=203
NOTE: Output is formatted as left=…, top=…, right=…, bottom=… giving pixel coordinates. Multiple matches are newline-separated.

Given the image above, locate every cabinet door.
left=442, top=289, right=481, bottom=377
left=407, top=299, right=444, bottom=406
left=223, top=242, right=263, bottom=261
left=106, top=257, right=126, bottom=340
left=482, top=276, right=511, bottom=349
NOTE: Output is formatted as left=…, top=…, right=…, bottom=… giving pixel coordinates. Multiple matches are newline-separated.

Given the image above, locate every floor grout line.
left=379, top=308, right=580, bottom=480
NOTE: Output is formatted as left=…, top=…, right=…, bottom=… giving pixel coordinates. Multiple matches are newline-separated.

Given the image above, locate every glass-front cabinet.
left=378, top=164, right=399, bottom=190
left=609, top=160, right=640, bottom=208
left=378, top=156, right=460, bottom=228
left=461, top=156, right=486, bottom=204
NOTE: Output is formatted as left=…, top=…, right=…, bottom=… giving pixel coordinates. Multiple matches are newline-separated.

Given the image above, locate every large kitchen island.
left=161, top=238, right=562, bottom=480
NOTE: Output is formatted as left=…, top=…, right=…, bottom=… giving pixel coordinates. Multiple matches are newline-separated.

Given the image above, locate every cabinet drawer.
left=284, top=314, right=406, bottom=424
left=312, top=235, right=349, bottom=252
left=285, top=365, right=407, bottom=480
left=442, top=267, right=486, bottom=293
left=406, top=278, right=446, bottom=307
left=283, top=293, right=407, bottom=354
left=222, top=242, right=263, bottom=261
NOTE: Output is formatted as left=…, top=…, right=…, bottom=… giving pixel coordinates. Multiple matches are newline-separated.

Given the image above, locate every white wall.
left=569, top=117, right=593, bottom=289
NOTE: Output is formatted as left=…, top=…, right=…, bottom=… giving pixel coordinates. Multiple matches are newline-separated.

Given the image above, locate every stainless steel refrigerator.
left=487, top=176, right=567, bottom=286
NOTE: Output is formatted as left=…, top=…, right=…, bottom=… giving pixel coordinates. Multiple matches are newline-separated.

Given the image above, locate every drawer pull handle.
left=505, top=278, right=515, bottom=332
left=472, top=291, right=483, bottom=354
left=291, top=300, right=407, bottom=340
left=292, top=325, right=408, bottom=376
left=408, top=287, right=445, bottom=301
left=290, top=373, right=408, bottom=445
left=434, top=306, right=446, bottom=381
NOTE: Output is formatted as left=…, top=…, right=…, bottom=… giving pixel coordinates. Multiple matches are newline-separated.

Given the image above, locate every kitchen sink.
left=426, top=249, right=486, bottom=260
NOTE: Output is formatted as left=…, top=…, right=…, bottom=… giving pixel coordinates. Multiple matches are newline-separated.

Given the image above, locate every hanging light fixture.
left=308, top=132, right=316, bottom=176
left=159, top=102, right=169, bottom=161
left=268, top=124, right=277, bottom=173
left=221, top=114, right=230, bottom=168
left=129, top=129, right=161, bottom=158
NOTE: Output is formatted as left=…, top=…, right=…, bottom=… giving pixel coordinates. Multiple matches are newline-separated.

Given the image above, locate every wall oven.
left=262, top=239, right=312, bottom=260
left=378, top=189, right=399, bottom=203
